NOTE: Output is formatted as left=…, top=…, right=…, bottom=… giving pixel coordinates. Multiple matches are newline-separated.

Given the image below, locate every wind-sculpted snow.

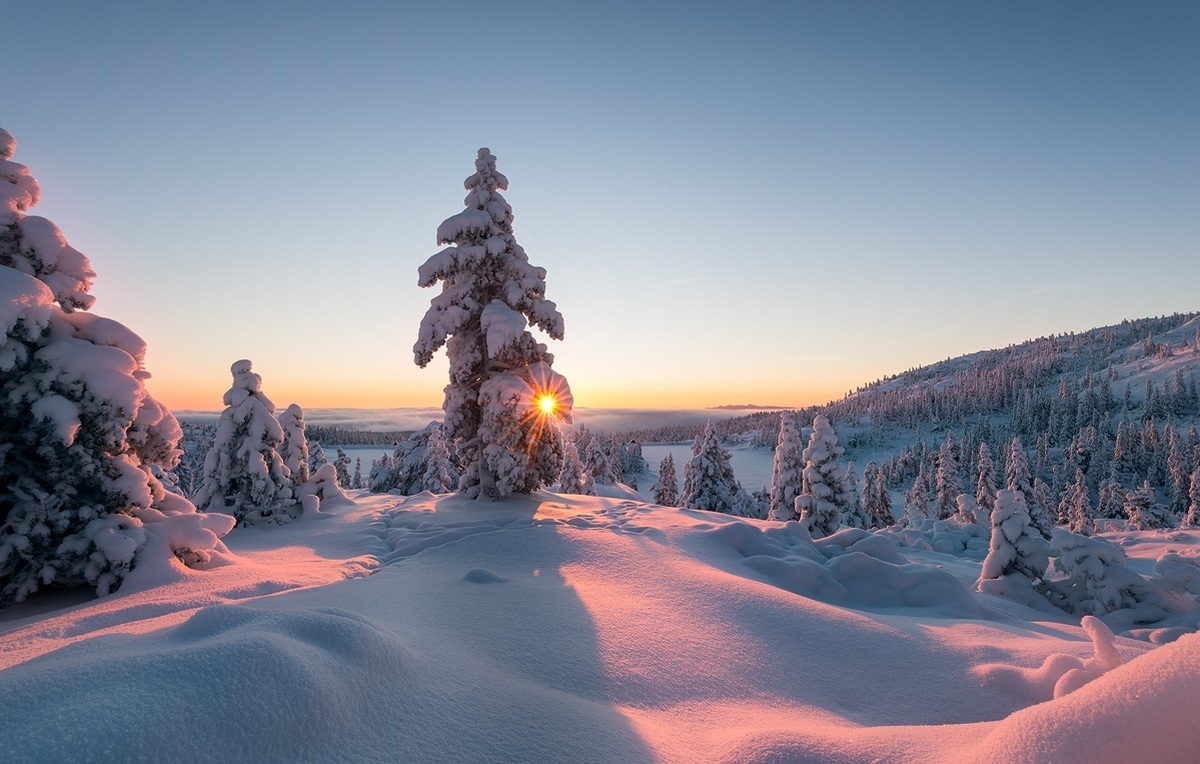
left=1, top=492, right=1197, bottom=761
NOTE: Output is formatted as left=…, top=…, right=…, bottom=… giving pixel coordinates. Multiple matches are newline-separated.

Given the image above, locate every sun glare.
left=538, top=394, right=557, bottom=415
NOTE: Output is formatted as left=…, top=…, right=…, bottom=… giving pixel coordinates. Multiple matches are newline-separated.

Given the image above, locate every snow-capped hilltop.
left=845, top=312, right=1200, bottom=416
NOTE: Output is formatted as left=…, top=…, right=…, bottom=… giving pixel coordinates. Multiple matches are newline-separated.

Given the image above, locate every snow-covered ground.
left=1, top=491, right=1197, bottom=762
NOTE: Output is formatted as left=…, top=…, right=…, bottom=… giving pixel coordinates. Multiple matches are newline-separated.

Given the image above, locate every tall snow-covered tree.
left=277, top=404, right=310, bottom=485
left=769, top=412, right=804, bottom=520
left=904, top=462, right=932, bottom=521
left=0, top=128, right=233, bottom=605
left=195, top=360, right=292, bottom=523
left=308, top=440, right=329, bottom=474
left=651, top=453, right=678, bottom=507
left=977, top=489, right=1048, bottom=588
left=796, top=415, right=851, bottom=538
left=413, top=148, right=572, bottom=499
left=679, top=423, right=740, bottom=513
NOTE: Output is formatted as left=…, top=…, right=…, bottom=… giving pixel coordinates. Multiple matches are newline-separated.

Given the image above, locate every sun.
left=538, top=394, right=557, bottom=415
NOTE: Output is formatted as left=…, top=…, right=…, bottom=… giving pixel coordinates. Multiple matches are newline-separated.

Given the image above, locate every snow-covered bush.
left=796, top=415, right=851, bottom=538
left=769, top=412, right=804, bottom=520
left=0, top=128, right=232, bottom=605
left=295, top=463, right=347, bottom=506
left=650, top=453, right=677, bottom=506
left=194, top=360, right=293, bottom=523
left=679, top=423, right=740, bottom=514
left=1046, top=530, right=1147, bottom=616
left=413, top=148, right=572, bottom=499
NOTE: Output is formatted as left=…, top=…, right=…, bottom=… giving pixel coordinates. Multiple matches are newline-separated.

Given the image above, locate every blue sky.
left=6, top=1, right=1198, bottom=410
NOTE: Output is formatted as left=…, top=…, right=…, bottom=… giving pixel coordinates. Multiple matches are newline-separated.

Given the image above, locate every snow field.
left=2, top=491, right=1196, bottom=762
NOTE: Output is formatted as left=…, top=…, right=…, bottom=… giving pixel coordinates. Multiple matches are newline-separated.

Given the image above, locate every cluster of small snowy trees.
left=413, top=149, right=573, bottom=499
left=194, top=363, right=345, bottom=524
left=0, top=128, right=233, bottom=605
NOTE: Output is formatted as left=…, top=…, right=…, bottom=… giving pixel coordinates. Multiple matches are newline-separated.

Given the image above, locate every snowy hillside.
left=2, top=492, right=1198, bottom=762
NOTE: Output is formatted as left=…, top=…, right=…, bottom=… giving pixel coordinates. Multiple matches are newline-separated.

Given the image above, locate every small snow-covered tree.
left=651, top=453, right=678, bottom=507
left=420, top=423, right=457, bottom=493
left=796, top=415, right=851, bottom=538
left=308, top=440, right=329, bottom=474
left=842, top=463, right=868, bottom=529
left=0, top=128, right=233, bottom=604
left=975, top=442, right=997, bottom=514
left=558, top=438, right=594, bottom=495
left=195, top=360, right=292, bottom=523
left=277, top=404, right=309, bottom=485
left=584, top=436, right=617, bottom=486
left=352, top=458, right=364, bottom=490
left=334, top=446, right=352, bottom=487
left=935, top=436, right=963, bottom=520
left=1124, top=481, right=1172, bottom=530
left=1006, top=436, right=1053, bottom=539
left=769, top=412, right=804, bottom=520
left=953, top=493, right=984, bottom=525
left=1063, top=468, right=1095, bottom=536
left=904, top=463, right=932, bottom=521
left=1184, top=468, right=1200, bottom=528
left=977, top=489, right=1049, bottom=588
left=413, top=148, right=572, bottom=499
left=1097, top=475, right=1126, bottom=520
left=861, top=461, right=894, bottom=529
left=679, top=423, right=740, bottom=513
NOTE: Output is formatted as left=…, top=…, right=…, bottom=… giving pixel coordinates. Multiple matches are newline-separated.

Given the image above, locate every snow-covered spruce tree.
left=277, top=403, right=310, bottom=485
left=976, top=489, right=1048, bottom=589
left=195, top=360, right=293, bottom=523
left=419, top=423, right=457, bottom=493
left=0, top=128, right=233, bottom=605
left=904, top=462, right=931, bottom=522
left=975, top=442, right=998, bottom=515
left=679, top=422, right=740, bottom=513
left=334, top=446, right=352, bottom=487
left=651, top=453, right=678, bottom=506
left=308, top=440, right=329, bottom=474
left=1124, top=481, right=1172, bottom=530
left=842, top=463, right=868, bottom=529
left=1063, top=468, right=1096, bottom=536
left=861, top=461, right=894, bottom=529
left=352, top=458, right=364, bottom=490
left=796, top=415, right=851, bottom=538
left=769, top=412, right=804, bottom=520
left=934, top=436, right=963, bottom=520
left=1183, top=468, right=1200, bottom=528
left=1006, top=436, right=1053, bottom=539
left=413, top=149, right=572, bottom=499
left=558, top=438, right=594, bottom=495
left=584, top=436, right=617, bottom=486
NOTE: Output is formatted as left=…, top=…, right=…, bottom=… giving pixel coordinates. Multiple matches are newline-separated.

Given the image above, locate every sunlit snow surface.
left=1, top=492, right=1198, bottom=762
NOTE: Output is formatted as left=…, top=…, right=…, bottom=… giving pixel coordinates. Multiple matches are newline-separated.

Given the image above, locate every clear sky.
left=6, top=1, right=1198, bottom=411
